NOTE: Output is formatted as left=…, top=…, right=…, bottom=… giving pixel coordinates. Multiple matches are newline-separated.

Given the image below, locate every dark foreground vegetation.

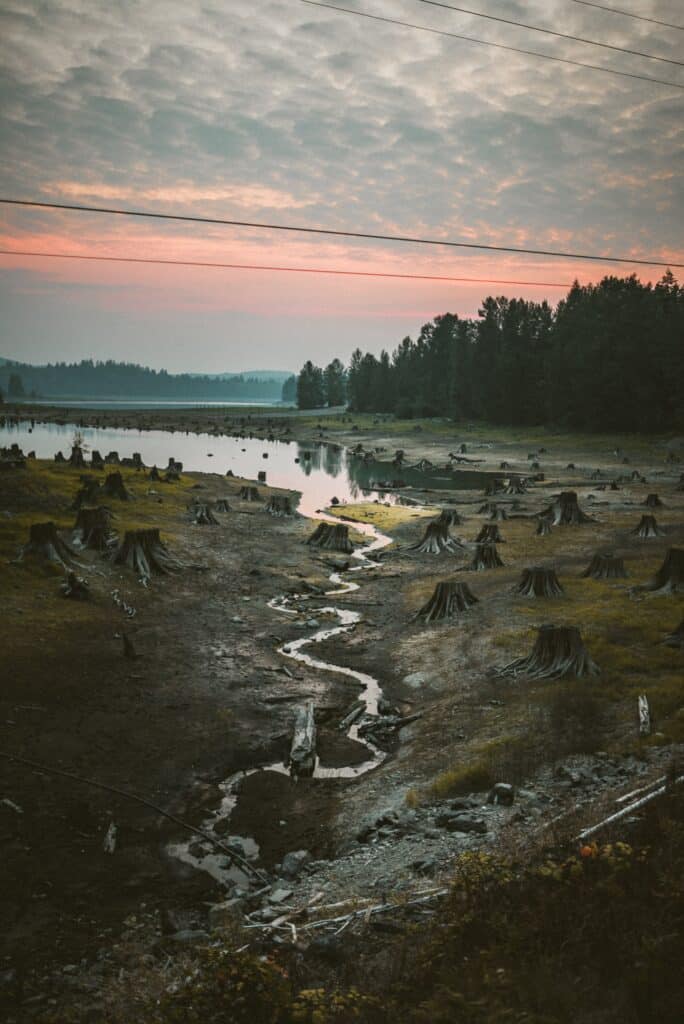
left=67, top=782, right=681, bottom=1024
left=296, top=274, right=684, bottom=432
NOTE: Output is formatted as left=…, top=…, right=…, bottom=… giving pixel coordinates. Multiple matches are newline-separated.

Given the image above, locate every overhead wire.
left=568, top=0, right=684, bottom=32
left=1, top=198, right=680, bottom=269
left=412, top=0, right=683, bottom=66
left=0, top=249, right=573, bottom=288
left=299, top=1, right=684, bottom=90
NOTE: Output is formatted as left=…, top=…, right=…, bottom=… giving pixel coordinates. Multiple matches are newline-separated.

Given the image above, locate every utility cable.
left=569, top=0, right=684, bottom=32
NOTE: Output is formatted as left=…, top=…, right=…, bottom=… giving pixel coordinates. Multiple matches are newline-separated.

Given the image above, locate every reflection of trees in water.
left=296, top=443, right=323, bottom=476
left=323, top=444, right=343, bottom=478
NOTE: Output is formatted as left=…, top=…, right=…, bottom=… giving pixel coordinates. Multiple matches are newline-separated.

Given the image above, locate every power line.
left=413, top=0, right=683, bottom=66
left=299, top=1, right=684, bottom=89
left=0, top=248, right=573, bottom=288
left=569, top=0, right=684, bottom=32
left=1, top=198, right=681, bottom=268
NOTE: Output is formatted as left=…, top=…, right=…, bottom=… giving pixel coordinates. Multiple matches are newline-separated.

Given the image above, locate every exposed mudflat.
left=1, top=408, right=683, bottom=1018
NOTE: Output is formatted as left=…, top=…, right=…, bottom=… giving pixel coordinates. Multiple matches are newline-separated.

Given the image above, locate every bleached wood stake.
left=638, top=694, right=651, bottom=736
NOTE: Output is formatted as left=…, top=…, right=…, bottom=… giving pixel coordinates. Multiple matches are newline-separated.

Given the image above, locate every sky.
left=0, top=0, right=682, bottom=374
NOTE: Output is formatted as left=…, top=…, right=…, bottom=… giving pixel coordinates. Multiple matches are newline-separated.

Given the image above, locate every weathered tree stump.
left=504, top=476, right=528, bottom=495
left=192, top=504, right=219, bottom=525
left=290, top=701, right=316, bottom=777
left=167, top=458, right=183, bottom=473
left=470, top=542, right=504, bottom=571
left=410, top=520, right=462, bottom=555
left=122, top=632, right=139, bottom=659
left=105, top=451, right=120, bottom=464
left=72, top=506, right=115, bottom=550
left=476, top=523, right=505, bottom=545
left=631, top=514, right=664, bottom=539
left=566, top=462, right=575, bottom=470
left=581, top=552, right=627, bottom=579
left=18, top=522, right=80, bottom=568
left=414, top=580, right=479, bottom=623
left=239, top=486, right=261, bottom=501
left=661, top=618, right=684, bottom=648
left=265, top=495, right=293, bottom=516
left=307, top=522, right=354, bottom=553
left=112, top=528, right=183, bottom=580
left=71, top=476, right=102, bottom=510
left=148, top=465, right=160, bottom=481
left=484, top=477, right=505, bottom=496
left=68, top=445, right=86, bottom=468
left=214, top=498, right=232, bottom=513
left=90, top=450, right=104, bottom=469
left=644, top=493, right=664, bottom=508
left=498, top=624, right=600, bottom=679
left=435, top=508, right=462, bottom=527
left=60, top=572, right=90, bottom=600
left=635, top=547, right=684, bottom=595
left=514, top=566, right=564, bottom=597
left=536, top=516, right=553, bottom=536
left=163, top=469, right=180, bottom=483
left=54, top=451, right=65, bottom=463
left=102, top=471, right=130, bottom=501
left=499, top=461, right=510, bottom=470
left=541, top=491, right=592, bottom=526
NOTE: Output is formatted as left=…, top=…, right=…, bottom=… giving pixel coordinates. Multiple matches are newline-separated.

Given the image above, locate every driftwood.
left=541, top=491, right=592, bottom=526
left=470, top=542, right=504, bottom=571
left=72, top=506, right=115, bottom=551
left=476, top=523, right=504, bottom=545
left=414, top=581, right=479, bottom=623
left=635, top=547, right=684, bottom=595
left=307, top=522, right=353, bottom=553
left=514, top=566, right=564, bottom=598
left=497, top=624, right=600, bottom=679
left=60, top=572, right=90, bottom=600
left=581, top=552, right=627, bottom=579
left=102, top=471, right=130, bottom=501
left=239, top=486, right=261, bottom=501
left=290, top=701, right=316, bottom=777
left=265, top=495, right=294, bottom=516
left=631, top=514, right=664, bottom=539
left=644, top=493, right=664, bottom=508
left=410, top=521, right=462, bottom=555
left=112, top=528, right=183, bottom=580
left=16, top=522, right=80, bottom=569
left=660, top=617, right=684, bottom=648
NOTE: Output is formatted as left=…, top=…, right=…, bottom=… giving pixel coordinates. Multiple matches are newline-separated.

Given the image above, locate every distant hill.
left=0, top=357, right=292, bottom=401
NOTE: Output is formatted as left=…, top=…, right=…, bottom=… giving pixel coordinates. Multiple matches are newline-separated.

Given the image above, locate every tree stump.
left=414, top=580, right=479, bottom=623
left=214, top=498, right=232, bottom=513
left=72, top=506, right=115, bottom=551
left=514, top=566, right=564, bottom=597
left=499, top=461, right=510, bottom=469
left=409, top=520, right=463, bottom=555
left=498, top=624, right=600, bottom=679
left=290, top=701, right=316, bottom=777
left=307, top=522, right=354, bottom=553
left=484, top=477, right=505, bottom=496
left=90, top=450, right=104, bottom=469
left=105, top=451, right=120, bottom=464
left=470, top=542, right=504, bottom=571
left=265, top=495, right=293, bottom=516
left=112, top=528, right=183, bottom=580
left=661, top=618, right=684, bottom=648
left=54, top=451, right=66, bottom=463
left=18, top=522, right=80, bottom=568
left=504, top=476, right=528, bottom=495
left=631, top=514, right=664, bottom=539
left=476, top=523, right=505, bottom=545
left=581, top=552, right=627, bottom=579
left=635, top=547, right=684, bottom=595
left=68, top=445, right=86, bottom=468
left=239, top=486, right=261, bottom=501
left=536, top=516, right=552, bottom=536
left=163, top=469, right=180, bottom=483
left=541, top=491, right=592, bottom=525
left=60, top=572, right=90, bottom=600
left=71, top=476, right=102, bottom=510
left=102, top=471, right=129, bottom=501
left=644, top=493, right=664, bottom=508
left=435, top=508, right=462, bottom=527
left=192, top=504, right=219, bottom=525
left=148, top=465, right=160, bottom=481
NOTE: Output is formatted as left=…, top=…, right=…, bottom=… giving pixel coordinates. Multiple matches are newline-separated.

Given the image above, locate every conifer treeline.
left=295, top=274, right=683, bottom=431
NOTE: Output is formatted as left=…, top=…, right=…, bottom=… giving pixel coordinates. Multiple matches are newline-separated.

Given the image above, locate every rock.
left=268, top=887, right=294, bottom=905
left=436, top=811, right=487, bottom=834
left=169, top=929, right=210, bottom=945
left=448, top=797, right=480, bottom=811
left=487, top=783, right=515, bottom=807
left=411, top=856, right=437, bottom=876
left=280, top=849, right=312, bottom=879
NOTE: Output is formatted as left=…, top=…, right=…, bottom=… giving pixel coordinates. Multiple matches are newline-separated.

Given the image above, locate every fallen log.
left=514, top=566, right=564, bottom=598
left=497, top=624, right=600, bottom=679
left=290, top=701, right=316, bottom=777
left=414, top=580, right=479, bottom=623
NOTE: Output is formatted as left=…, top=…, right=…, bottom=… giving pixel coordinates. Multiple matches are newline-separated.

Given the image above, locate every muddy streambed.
left=1, top=418, right=486, bottom=892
